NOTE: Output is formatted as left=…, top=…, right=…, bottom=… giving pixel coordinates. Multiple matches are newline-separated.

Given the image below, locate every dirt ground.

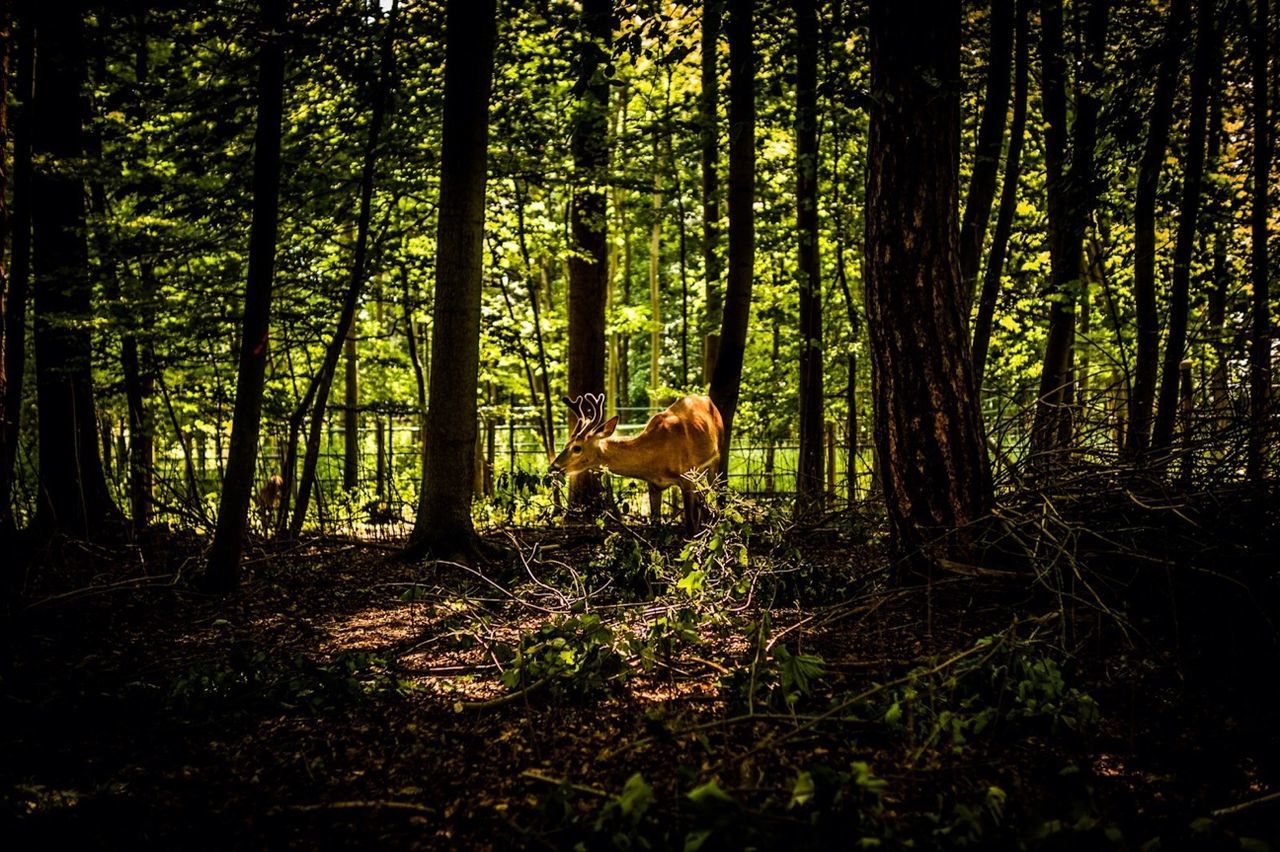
left=2, top=522, right=1278, bottom=849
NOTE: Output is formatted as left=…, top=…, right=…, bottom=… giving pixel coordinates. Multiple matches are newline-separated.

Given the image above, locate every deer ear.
left=599, top=415, right=619, bottom=438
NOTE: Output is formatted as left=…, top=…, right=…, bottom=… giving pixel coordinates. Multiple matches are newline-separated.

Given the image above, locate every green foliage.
left=497, top=614, right=628, bottom=697
left=168, top=646, right=414, bottom=717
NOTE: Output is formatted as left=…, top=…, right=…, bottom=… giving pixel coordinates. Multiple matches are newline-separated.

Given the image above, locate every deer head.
left=549, top=393, right=618, bottom=475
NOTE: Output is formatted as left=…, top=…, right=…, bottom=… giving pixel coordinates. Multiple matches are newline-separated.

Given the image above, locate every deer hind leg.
left=648, top=483, right=663, bottom=524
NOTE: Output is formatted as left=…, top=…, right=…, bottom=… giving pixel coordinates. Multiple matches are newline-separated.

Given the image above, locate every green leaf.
left=789, top=771, right=815, bottom=808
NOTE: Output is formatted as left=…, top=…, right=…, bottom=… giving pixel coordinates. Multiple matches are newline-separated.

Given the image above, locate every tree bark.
left=1247, top=0, right=1272, bottom=480
left=971, top=0, right=1028, bottom=388
left=1152, top=0, right=1214, bottom=452
left=1030, top=0, right=1109, bottom=457
left=403, top=0, right=495, bottom=560
left=959, top=0, right=1014, bottom=306
left=204, top=0, right=288, bottom=590
left=0, top=5, right=31, bottom=531
left=795, top=0, right=824, bottom=509
left=29, top=0, right=122, bottom=539
left=1128, top=0, right=1189, bottom=458
left=708, top=0, right=755, bottom=477
left=566, top=0, right=611, bottom=510
left=865, top=0, right=992, bottom=568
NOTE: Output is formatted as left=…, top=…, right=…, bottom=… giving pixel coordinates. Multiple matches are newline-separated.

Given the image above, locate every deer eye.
left=572, top=446, right=582, bottom=454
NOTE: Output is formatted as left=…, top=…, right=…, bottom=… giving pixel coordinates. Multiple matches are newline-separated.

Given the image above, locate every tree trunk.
left=865, top=0, right=992, bottom=568
left=1128, top=0, right=1189, bottom=458
left=1205, top=80, right=1229, bottom=420
left=403, top=0, right=495, bottom=560
left=649, top=129, right=662, bottom=399
left=343, top=321, right=359, bottom=490
left=204, top=0, right=288, bottom=590
left=701, top=0, right=722, bottom=338
left=708, top=0, right=755, bottom=477
left=795, top=0, right=824, bottom=509
left=566, top=0, right=611, bottom=510
left=286, top=0, right=398, bottom=537
left=1030, top=0, right=1109, bottom=458
left=1247, top=0, right=1272, bottom=480
left=958, top=0, right=1014, bottom=306
left=0, top=7, right=32, bottom=531
left=29, top=0, right=122, bottom=539
left=1152, top=0, right=1213, bottom=453
left=971, top=0, right=1028, bottom=387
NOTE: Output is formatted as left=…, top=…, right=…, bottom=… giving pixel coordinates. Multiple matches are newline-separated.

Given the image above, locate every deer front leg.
left=681, top=484, right=700, bottom=535
left=648, top=483, right=663, bottom=524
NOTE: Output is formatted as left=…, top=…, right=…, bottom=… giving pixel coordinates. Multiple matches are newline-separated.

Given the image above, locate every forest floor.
left=2, top=505, right=1279, bottom=850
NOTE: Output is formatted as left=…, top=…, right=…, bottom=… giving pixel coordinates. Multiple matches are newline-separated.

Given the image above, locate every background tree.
left=566, top=0, right=611, bottom=510
left=404, top=0, right=496, bottom=561
left=1030, top=0, right=1109, bottom=457
left=29, top=0, right=121, bottom=538
left=865, top=0, right=992, bottom=567
left=795, top=0, right=823, bottom=508
left=1247, top=0, right=1272, bottom=479
left=204, top=0, right=289, bottom=590
left=708, top=0, right=755, bottom=475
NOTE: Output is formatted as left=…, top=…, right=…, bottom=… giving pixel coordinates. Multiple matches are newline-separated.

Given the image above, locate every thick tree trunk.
left=1247, top=0, right=1272, bottom=480
left=29, top=0, right=122, bottom=539
left=1128, top=0, right=1189, bottom=458
left=1153, top=0, right=1213, bottom=452
left=1030, top=0, right=1109, bottom=458
left=971, top=0, right=1028, bottom=387
left=865, top=0, right=992, bottom=568
left=701, top=0, right=722, bottom=339
left=566, top=0, right=610, bottom=510
left=0, top=7, right=31, bottom=530
left=795, top=0, right=824, bottom=509
left=204, top=0, right=288, bottom=590
left=959, top=0, right=1013, bottom=306
left=708, top=0, right=755, bottom=477
left=403, top=0, right=495, bottom=560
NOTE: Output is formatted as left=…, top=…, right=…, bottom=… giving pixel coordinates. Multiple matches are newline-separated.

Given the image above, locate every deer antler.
left=564, top=393, right=606, bottom=439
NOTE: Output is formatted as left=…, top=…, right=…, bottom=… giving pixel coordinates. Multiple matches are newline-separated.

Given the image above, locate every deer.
left=255, top=474, right=285, bottom=534
left=549, top=392, right=724, bottom=533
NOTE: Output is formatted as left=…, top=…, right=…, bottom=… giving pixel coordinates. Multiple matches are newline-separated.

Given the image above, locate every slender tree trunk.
left=701, top=0, right=722, bottom=339
left=402, top=267, right=428, bottom=471
left=649, top=129, right=662, bottom=399
left=1030, top=0, right=1109, bottom=457
left=708, top=0, right=755, bottom=476
left=1128, top=0, right=1189, bottom=458
left=343, top=322, right=359, bottom=490
left=403, top=0, right=495, bottom=560
left=1205, top=83, right=1229, bottom=419
left=866, top=0, right=992, bottom=568
left=287, top=0, right=398, bottom=536
left=1247, top=0, right=1272, bottom=479
left=795, top=0, right=824, bottom=509
left=204, top=0, right=288, bottom=590
left=566, top=0, right=611, bottom=510
left=29, top=0, right=122, bottom=539
left=972, top=0, right=1028, bottom=387
left=1153, top=0, right=1214, bottom=452
left=0, top=7, right=31, bottom=531
left=0, top=0, right=9, bottom=425
left=513, top=179, right=555, bottom=455
left=959, top=0, right=1014, bottom=306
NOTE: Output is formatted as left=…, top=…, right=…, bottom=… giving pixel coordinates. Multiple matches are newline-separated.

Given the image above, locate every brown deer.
left=550, top=393, right=724, bottom=533
left=255, top=474, right=285, bottom=534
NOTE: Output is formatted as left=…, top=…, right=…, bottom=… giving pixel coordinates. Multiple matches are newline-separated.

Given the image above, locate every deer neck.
left=597, top=435, right=655, bottom=481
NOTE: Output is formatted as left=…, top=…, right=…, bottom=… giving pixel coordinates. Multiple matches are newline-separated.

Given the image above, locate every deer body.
left=551, top=394, right=724, bottom=532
